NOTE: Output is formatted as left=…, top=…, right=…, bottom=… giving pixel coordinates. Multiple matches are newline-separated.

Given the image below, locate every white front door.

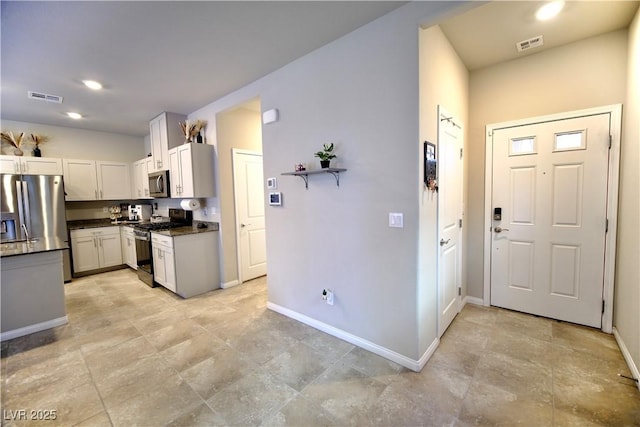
left=233, top=150, right=267, bottom=282
left=438, top=107, right=463, bottom=337
left=490, top=113, right=611, bottom=328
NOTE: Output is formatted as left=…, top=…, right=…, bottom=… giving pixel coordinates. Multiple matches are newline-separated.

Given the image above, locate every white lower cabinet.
left=121, top=226, right=137, bottom=269
left=70, top=227, right=123, bottom=274
left=152, top=234, right=176, bottom=292
left=151, top=231, right=219, bottom=298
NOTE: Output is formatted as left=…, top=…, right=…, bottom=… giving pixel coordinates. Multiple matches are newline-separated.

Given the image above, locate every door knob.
left=494, top=227, right=510, bottom=233
left=240, top=223, right=250, bottom=228
left=440, top=238, right=450, bottom=246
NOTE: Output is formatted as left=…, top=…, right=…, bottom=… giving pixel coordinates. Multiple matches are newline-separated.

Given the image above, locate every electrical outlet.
left=203, top=208, right=208, bottom=217
left=102, top=207, right=109, bottom=213
left=326, top=290, right=334, bottom=306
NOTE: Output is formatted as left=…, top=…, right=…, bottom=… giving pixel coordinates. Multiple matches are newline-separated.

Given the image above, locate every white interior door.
left=490, top=114, right=610, bottom=327
left=233, top=150, right=267, bottom=282
left=438, top=107, right=463, bottom=337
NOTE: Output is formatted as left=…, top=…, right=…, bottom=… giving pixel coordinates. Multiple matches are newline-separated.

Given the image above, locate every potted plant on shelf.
left=314, top=143, right=336, bottom=169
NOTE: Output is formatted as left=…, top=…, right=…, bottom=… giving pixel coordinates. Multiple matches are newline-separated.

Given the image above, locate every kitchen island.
left=1, top=237, right=68, bottom=341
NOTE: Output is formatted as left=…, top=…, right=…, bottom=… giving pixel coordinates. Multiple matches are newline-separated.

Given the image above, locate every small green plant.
left=314, top=143, right=336, bottom=161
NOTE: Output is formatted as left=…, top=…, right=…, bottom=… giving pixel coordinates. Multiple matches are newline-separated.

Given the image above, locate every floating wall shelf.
left=281, top=168, right=347, bottom=189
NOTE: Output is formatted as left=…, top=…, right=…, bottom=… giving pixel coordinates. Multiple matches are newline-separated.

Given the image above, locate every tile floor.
left=1, top=269, right=639, bottom=426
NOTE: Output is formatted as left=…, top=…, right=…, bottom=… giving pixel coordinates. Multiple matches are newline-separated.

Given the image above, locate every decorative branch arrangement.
left=30, top=133, right=49, bottom=146
left=1, top=131, right=24, bottom=149
left=179, top=119, right=207, bottom=142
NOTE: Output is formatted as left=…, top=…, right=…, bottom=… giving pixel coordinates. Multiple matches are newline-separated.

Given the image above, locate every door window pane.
left=509, top=137, right=537, bottom=156
left=555, top=130, right=586, bottom=151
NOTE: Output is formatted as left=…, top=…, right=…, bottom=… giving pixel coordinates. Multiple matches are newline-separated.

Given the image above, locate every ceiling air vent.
left=27, top=91, right=63, bottom=104
left=516, top=35, right=544, bottom=53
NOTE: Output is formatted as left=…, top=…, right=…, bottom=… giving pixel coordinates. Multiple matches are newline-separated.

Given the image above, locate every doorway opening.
left=215, top=97, right=266, bottom=287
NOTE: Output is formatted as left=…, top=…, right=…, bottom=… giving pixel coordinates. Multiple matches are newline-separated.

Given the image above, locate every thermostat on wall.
left=269, top=192, right=282, bottom=206
left=266, top=177, right=277, bottom=189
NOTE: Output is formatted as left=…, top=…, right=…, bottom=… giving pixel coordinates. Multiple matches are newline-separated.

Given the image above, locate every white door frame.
left=232, top=148, right=264, bottom=284
left=483, top=104, right=622, bottom=333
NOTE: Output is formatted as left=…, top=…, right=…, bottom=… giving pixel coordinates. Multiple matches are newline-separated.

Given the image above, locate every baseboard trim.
left=417, top=336, right=440, bottom=371
left=1, top=316, right=68, bottom=342
left=267, top=302, right=433, bottom=372
left=613, top=327, right=640, bottom=392
left=221, top=280, right=240, bottom=289
left=463, top=296, right=484, bottom=307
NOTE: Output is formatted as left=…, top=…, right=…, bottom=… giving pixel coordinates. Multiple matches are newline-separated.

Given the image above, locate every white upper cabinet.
left=132, top=157, right=153, bottom=199
left=168, top=143, right=215, bottom=198
left=149, top=112, right=186, bottom=172
left=63, top=159, right=131, bottom=201
left=0, top=155, right=63, bottom=175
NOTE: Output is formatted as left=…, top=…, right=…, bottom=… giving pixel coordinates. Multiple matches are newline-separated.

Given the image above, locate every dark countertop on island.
left=0, top=237, right=69, bottom=257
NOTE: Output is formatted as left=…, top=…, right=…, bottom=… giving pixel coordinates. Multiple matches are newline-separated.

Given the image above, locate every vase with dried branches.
left=30, top=134, right=49, bottom=157
left=1, top=131, right=25, bottom=156
left=179, top=120, right=207, bottom=143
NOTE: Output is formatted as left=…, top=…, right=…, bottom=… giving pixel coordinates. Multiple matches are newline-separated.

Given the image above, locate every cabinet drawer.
left=71, top=226, right=120, bottom=239
left=151, top=233, right=173, bottom=248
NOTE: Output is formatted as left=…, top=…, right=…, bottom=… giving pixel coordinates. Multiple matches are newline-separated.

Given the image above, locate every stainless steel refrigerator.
left=0, top=174, right=71, bottom=281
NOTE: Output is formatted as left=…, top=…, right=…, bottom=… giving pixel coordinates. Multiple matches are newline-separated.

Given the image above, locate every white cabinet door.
left=97, top=161, right=131, bottom=200
left=20, top=157, right=64, bottom=175
left=132, top=160, right=142, bottom=199
left=153, top=246, right=166, bottom=286
left=150, top=114, right=166, bottom=172
left=168, top=144, right=214, bottom=198
left=143, top=157, right=153, bottom=198
left=71, top=236, right=100, bottom=272
left=63, top=159, right=99, bottom=200
left=121, top=228, right=137, bottom=269
left=150, top=112, right=187, bottom=173
left=98, top=233, right=123, bottom=267
left=0, top=155, right=20, bottom=174
left=162, top=246, right=177, bottom=292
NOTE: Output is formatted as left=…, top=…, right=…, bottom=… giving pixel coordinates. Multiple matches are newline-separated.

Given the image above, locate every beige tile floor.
left=1, top=269, right=639, bottom=426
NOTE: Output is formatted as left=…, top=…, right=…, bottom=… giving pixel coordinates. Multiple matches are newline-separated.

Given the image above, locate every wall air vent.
left=27, top=91, right=63, bottom=104
left=516, top=35, right=544, bottom=53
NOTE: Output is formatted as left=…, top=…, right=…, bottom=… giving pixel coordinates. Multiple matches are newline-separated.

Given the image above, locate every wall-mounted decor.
left=424, top=141, right=437, bottom=191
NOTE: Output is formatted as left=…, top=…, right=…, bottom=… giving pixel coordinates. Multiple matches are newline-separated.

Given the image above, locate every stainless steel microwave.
left=148, top=170, right=169, bottom=198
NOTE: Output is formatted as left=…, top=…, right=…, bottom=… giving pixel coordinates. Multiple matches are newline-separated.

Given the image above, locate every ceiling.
left=439, top=1, right=639, bottom=71
left=0, top=1, right=406, bottom=137
left=1, top=1, right=638, bottom=138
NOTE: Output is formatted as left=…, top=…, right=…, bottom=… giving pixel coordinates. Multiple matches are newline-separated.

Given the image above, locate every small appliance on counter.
left=128, top=205, right=152, bottom=222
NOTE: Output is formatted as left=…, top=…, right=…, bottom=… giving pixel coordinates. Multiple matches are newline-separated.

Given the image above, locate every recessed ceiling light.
left=536, top=1, right=564, bottom=21
left=67, top=112, right=83, bottom=119
left=82, top=80, right=103, bottom=90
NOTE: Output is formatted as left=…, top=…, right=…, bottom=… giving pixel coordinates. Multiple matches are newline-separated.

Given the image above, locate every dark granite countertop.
left=67, top=219, right=142, bottom=230
left=151, top=222, right=219, bottom=237
left=0, top=237, right=69, bottom=257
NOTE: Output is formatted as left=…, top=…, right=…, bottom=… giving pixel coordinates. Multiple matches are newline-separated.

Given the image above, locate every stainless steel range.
left=133, top=208, right=192, bottom=287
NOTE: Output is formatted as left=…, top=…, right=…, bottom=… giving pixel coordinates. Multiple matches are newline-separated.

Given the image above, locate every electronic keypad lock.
left=493, top=207, right=502, bottom=221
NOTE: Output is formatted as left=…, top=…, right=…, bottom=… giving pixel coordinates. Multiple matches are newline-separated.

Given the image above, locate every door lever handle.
left=440, top=238, right=450, bottom=246
left=494, top=227, right=510, bottom=233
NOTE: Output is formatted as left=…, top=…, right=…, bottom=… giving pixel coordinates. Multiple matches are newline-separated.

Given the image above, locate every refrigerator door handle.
left=15, top=181, right=26, bottom=239
left=21, top=180, right=31, bottom=237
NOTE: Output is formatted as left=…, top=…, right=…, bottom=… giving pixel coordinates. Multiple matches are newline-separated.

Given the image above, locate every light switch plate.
left=389, top=213, right=403, bottom=228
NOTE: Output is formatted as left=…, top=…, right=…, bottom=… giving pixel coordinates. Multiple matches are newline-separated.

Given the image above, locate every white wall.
left=467, top=30, right=629, bottom=299
left=418, top=25, right=469, bottom=353
left=615, top=7, right=640, bottom=380
left=0, top=120, right=145, bottom=162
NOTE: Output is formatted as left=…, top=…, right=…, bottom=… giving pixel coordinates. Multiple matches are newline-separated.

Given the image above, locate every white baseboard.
left=221, top=280, right=240, bottom=289
left=463, top=296, right=484, bottom=307
left=1, top=316, right=68, bottom=342
left=613, top=327, right=640, bottom=392
left=267, top=302, right=436, bottom=372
